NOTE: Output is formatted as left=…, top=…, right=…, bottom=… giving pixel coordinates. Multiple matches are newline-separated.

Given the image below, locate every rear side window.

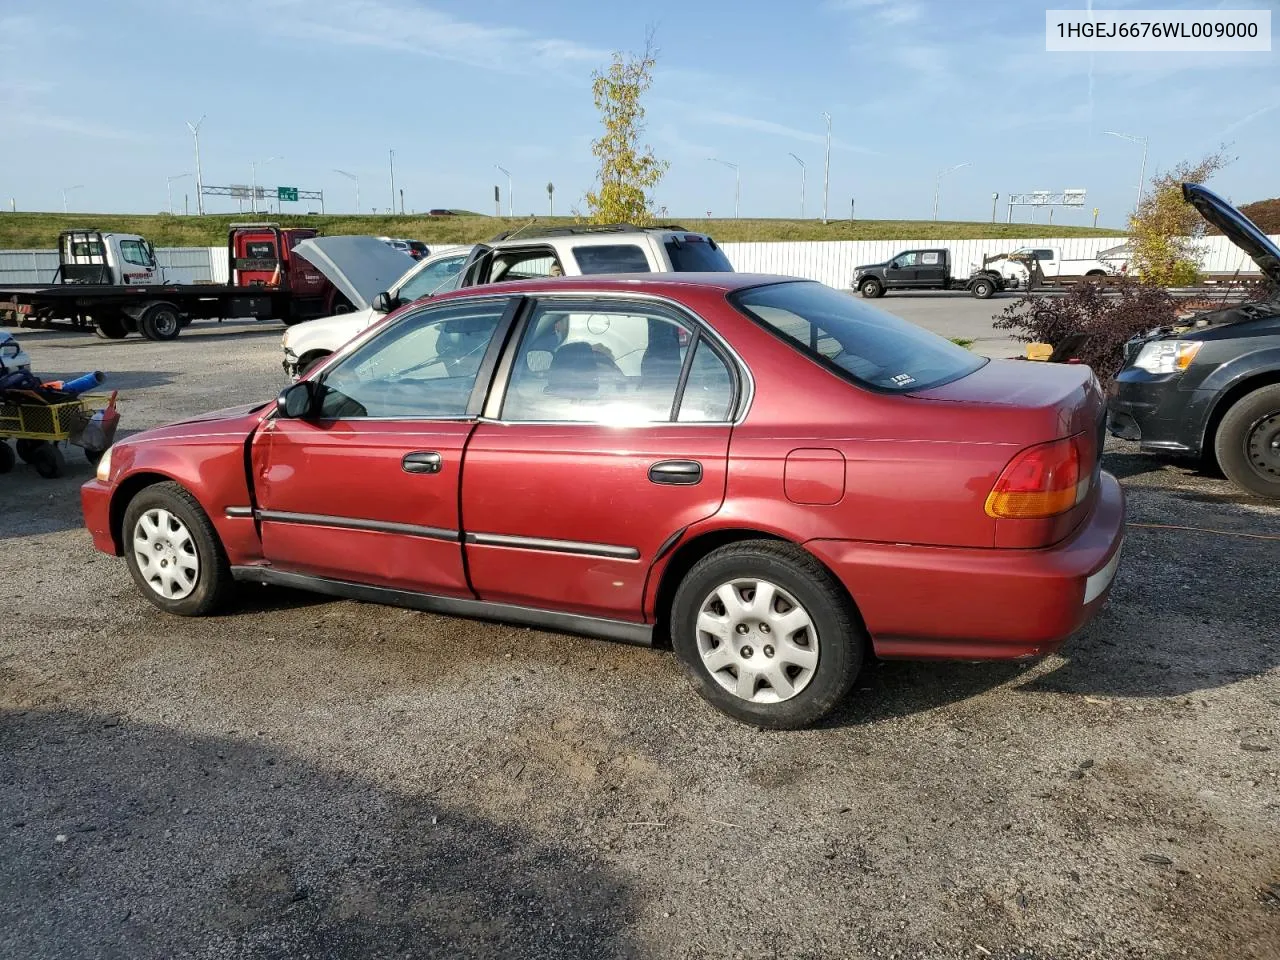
left=664, top=237, right=733, bottom=272
left=573, top=244, right=651, bottom=274
left=731, top=281, right=985, bottom=393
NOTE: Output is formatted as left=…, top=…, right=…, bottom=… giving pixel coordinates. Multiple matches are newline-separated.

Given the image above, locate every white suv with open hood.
left=281, top=224, right=732, bottom=379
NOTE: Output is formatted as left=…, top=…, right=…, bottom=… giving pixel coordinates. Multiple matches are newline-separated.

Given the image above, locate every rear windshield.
left=730, top=281, right=986, bottom=393
left=664, top=237, right=733, bottom=272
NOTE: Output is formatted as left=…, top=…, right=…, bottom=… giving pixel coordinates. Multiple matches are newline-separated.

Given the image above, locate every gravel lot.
left=1, top=314, right=1278, bottom=960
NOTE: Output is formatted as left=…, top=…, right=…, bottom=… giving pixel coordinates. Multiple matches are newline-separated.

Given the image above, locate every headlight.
left=95, top=446, right=113, bottom=483
left=1132, top=339, right=1201, bottom=375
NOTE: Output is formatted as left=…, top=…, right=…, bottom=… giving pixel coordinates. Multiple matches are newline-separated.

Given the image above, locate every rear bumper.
left=81, top=478, right=119, bottom=555
left=805, top=472, right=1125, bottom=660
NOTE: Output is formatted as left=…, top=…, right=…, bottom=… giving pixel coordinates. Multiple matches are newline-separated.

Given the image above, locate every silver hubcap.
left=132, top=508, right=199, bottom=600
left=696, top=578, right=819, bottom=703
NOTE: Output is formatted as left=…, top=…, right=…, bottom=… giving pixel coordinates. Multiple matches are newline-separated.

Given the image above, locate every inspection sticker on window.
left=1046, top=9, right=1270, bottom=52
left=890, top=373, right=916, bottom=387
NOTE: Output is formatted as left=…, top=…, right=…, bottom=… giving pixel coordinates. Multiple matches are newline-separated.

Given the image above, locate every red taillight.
left=986, top=435, right=1090, bottom=519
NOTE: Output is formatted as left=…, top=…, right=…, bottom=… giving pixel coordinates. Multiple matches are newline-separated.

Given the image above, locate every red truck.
left=0, top=224, right=411, bottom=340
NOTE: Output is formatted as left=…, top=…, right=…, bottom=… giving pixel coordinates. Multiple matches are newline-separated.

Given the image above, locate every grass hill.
left=0, top=212, right=1126, bottom=249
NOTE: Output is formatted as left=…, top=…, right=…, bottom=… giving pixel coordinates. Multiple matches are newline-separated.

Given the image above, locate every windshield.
left=664, top=237, right=733, bottom=272
left=730, top=281, right=986, bottom=392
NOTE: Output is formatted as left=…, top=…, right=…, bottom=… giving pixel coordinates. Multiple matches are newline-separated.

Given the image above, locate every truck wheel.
left=139, top=304, right=181, bottom=341
left=970, top=278, right=995, bottom=299
left=94, top=316, right=128, bottom=340
left=31, top=443, right=66, bottom=479
left=858, top=278, right=884, bottom=299
left=1214, top=384, right=1280, bottom=499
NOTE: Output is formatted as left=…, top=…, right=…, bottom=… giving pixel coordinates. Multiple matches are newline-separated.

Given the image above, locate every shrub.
left=1127, top=149, right=1231, bottom=287
left=993, top=279, right=1179, bottom=380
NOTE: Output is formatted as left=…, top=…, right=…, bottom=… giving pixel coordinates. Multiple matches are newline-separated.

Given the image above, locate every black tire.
left=139, top=304, right=181, bottom=341
left=1214, top=383, right=1280, bottom=499
left=121, top=481, right=233, bottom=616
left=858, top=278, right=884, bottom=299
left=971, top=278, right=994, bottom=299
left=84, top=446, right=105, bottom=465
left=31, top=443, right=65, bottom=479
left=15, top=438, right=44, bottom=463
left=330, top=296, right=354, bottom=315
left=670, top=540, right=864, bottom=729
left=295, top=351, right=331, bottom=379
left=0, top=442, right=14, bottom=474
left=94, top=315, right=128, bottom=340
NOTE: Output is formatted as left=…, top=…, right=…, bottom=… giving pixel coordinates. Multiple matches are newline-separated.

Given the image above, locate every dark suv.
left=1108, top=183, right=1280, bottom=499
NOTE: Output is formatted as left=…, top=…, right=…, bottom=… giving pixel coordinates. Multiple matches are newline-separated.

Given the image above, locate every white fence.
left=0, top=236, right=1271, bottom=288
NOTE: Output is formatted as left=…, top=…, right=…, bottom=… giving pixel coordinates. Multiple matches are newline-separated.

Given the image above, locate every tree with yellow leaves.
left=585, top=36, right=669, bottom=226
left=1128, top=149, right=1231, bottom=286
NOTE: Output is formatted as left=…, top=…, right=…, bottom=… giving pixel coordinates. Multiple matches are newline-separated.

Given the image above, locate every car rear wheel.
left=858, top=278, right=884, bottom=299
left=1215, top=383, right=1280, bottom=499
left=671, top=540, right=863, bottom=729
left=122, top=481, right=233, bottom=616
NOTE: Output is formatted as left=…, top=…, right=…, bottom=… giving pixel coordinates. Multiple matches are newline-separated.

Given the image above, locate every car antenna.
left=500, top=216, right=539, bottom=242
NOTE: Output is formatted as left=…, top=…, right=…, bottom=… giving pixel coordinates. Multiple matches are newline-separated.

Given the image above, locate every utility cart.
left=0, top=391, right=119, bottom=479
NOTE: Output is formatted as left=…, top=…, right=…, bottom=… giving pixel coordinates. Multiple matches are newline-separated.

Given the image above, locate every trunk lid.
left=1183, top=182, right=1280, bottom=285
left=911, top=360, right=1107, bottom=547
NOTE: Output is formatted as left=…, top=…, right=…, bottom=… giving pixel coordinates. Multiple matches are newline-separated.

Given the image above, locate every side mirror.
left=372, top=291, right=394, bottom=313
left=889, top=261, right=900, bottom=270
left=277, top=381, right=317, bottom=419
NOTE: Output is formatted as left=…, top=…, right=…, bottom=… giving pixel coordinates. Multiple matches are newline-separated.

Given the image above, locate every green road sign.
left=277, top=186, right=299, bottom=202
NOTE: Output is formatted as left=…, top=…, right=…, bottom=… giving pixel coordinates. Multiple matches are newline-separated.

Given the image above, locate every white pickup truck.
left=990, top=246, right=1120, bottom=285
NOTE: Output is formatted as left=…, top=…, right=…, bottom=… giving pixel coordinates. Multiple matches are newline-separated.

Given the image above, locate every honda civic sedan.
left=82, top=273, right=1124, bottom=728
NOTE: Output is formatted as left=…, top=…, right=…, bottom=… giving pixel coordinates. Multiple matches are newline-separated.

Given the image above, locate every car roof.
left=429, top=272, right=803, bottom=302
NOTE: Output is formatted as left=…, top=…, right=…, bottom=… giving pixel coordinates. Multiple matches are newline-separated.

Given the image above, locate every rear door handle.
left=649, top=460, right=702, bottom=485
left=402, top=451, right=443, bottom=475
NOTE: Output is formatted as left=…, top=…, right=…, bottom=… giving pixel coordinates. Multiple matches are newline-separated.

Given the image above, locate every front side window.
left=314, top=300, right=508, bottom=419
left=503, top=302, right=708, bottom=424
left=573, top=244, right=651, bottom=274
left=119, top=240, right=152, bottom=266
left=731, top=281, right=985, bottom=393
left=490, top=248, right=561, bottom=282
left=893, top=252, right=919, bottom=268
left=663, top=237, right=733, bottom=272
left=397, top=255, right=468, bottom=302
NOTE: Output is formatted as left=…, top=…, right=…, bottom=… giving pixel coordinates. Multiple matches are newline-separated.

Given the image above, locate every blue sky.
left=1, top=0, right=1276, bottom=227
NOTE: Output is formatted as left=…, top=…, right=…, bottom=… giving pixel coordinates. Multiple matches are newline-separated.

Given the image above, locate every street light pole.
left=1104, top=130, right=1149, bottom=214
left=707, top=158, right=740, bottom=218
left=185, top=115, right=206, bottom=215
left=820, top=112, right=832, bottom=223
left=388, top=149, right=397, bottom=215
left=249, top=156, right=279, bottom=215
left=495, top=165, right=512, bottom=216
left=61, top=185, right=84, bottom=214
left=334, top=169, right=360, bottom=214
left=932, top=162, right=971, bottom=221
left=167, top=173, right=192, bottom=215
left=788, top=153, right=806, bottom=219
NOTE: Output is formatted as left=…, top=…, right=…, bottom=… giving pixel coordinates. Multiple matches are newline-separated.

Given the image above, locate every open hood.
left=290, top=236, right=414, bottom=311
left=1183, top=182, right=1280, bottom=284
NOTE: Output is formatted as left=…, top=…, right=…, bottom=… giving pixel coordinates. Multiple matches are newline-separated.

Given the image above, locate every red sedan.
left=82, top=274, right=1124, bottom=728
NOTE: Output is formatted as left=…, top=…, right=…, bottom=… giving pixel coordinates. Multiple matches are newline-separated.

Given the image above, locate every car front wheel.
left=671, top=540, right=863, bottom=729
left=1215, top=383, right=1280, bottom=499
left=858, top=278, right=883, bottom=299
left=122, top=481, right=233, bottom=615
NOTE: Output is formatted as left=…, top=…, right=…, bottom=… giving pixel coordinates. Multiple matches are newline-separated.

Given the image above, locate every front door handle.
left=402, top=451, right=443, bottom=475
left=649, top=459, right=702, bottom=485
